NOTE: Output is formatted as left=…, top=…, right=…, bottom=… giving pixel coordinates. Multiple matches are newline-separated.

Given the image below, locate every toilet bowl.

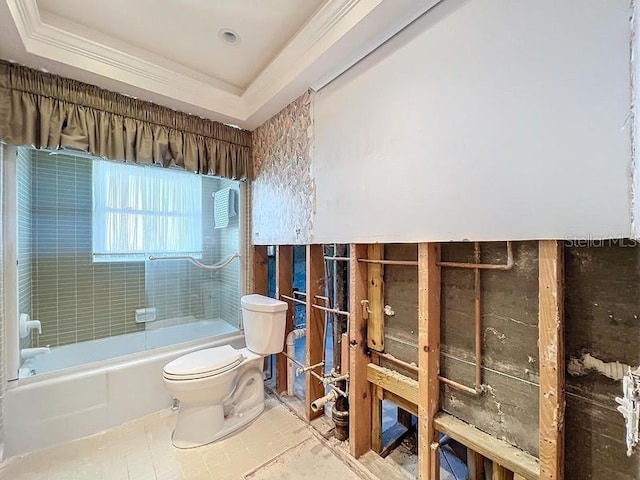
left=163, top=294, right=287, bottom=448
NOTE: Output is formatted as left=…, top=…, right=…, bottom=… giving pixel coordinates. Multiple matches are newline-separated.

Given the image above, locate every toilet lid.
left=163, top=345, right=243, bottom=380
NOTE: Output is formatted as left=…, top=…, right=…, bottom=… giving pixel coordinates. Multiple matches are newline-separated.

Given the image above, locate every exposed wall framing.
left=275, top=245, right=294, bottom=395
left=538, top=241, right=564, bottom=480
left=418, top=243, right=441, bottom=480
left=252, top=245, right=268, bottom=296
left=305, top=244, right=326, bottom=420
left=349, top=244, right=372, bottom=457
left=251, top=240, right=638, bottom=480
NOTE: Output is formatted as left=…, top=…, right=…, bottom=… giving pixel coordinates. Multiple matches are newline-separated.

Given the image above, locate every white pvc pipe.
left=310, top=390, right=338, bottom=413
left=286, top=328, right=306, bottom=396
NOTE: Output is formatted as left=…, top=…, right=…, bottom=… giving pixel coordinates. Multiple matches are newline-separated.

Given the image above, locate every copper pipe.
left=436, top=241, right=513, bottom=395
left=373, top=351, right=418, bottom=373
left=436, top=241, right=514, bottom=270
left=438, top=375, right=479, bottom=396
left=324, top=256, right=351, bottom=262
left=314, top=295, right=330, bottom=303
left=312, top=303, right=350, bottom=317
left=281, top=351, right=325, bottom=382
left=474, top=242, right=482, bottom=392
left=373, top=352, right=479, bottom=395
left=293, top=291, right=307, bottom=297
left=357, top=258, right=419, bottom=266
left=280, top=294, right=307, bottom=306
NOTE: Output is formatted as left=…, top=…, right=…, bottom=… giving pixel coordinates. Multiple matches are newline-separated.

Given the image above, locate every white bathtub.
left=23, top=319, right=238, bottom=376
left=5, top=322, right=245, bottom=458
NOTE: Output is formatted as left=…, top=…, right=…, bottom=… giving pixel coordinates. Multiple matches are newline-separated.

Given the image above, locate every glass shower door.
left=142, top=176, right=243, bottom=351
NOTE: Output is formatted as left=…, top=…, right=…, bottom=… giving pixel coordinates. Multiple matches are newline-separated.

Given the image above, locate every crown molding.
left=6, top=0, right=439, bottom=129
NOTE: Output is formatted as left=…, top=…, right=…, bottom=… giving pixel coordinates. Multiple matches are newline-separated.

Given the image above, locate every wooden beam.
left=418, top=243, right=441, bottom=480
left=492, top=463, right=515, bottom=480
left=252, top=245, right=268, bottom=295
left=434, top=413, right=540, bottom=480
left=467, top=449, right=484, bottom=480
left=372, top=384, right=383, bottom=453
left=306, top=244, right=326, bottom=420
left=384, top=390, right=418, bottom=417
left=538, top=240, right=565, bottom=480
left=349, top=244, right=372, bottom=458
left=275, top=245, right=293, bottom=395
left=367, top=244, right=385, bottom=352
left=367, top=363, right=419, bottom=406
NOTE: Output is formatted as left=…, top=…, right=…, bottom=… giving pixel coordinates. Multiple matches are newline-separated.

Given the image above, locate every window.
left=92, top=161, right=203, bottom=262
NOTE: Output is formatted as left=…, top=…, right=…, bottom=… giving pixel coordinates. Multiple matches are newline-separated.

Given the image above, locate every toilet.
left=163, top=294, right=287, bottom=448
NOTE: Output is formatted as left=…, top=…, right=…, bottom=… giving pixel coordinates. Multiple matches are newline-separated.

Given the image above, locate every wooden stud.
left=467, top=449, right=484, bottom=480
left=252, top=245, right=268, bottom=295
left=514, top=475, right=528, bottom=480
left=492, top=462, right=515, bottom=480
left=367, top=244, right=385, bottom=352
left=341, top=332, right=349, bottom=375
left=305, top=244, right=326, bottom=420
left=539, top=240, right=565, bottom=480
left=349, top=244, right=372, bottom=458
left=418, top=243, right=441, bottom=480
left=398, top=408, right=413, bottom=429
left=275, top=245, right=293, bottom=395
left=372, top=384, right=383, bottom=453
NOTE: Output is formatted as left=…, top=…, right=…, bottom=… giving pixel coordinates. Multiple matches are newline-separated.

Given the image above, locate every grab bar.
left=148, top=253, right=240, bottom=271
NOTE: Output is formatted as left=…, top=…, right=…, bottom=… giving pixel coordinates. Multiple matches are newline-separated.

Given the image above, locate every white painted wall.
left=313, top=0, right=633, bottom=243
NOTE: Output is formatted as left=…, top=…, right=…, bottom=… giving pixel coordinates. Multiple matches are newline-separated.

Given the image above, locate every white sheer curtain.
left=92, top=160, right=202, bottom=261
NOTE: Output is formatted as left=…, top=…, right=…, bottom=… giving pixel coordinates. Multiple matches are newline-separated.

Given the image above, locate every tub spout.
left=21, top=347, right=50, bottom=360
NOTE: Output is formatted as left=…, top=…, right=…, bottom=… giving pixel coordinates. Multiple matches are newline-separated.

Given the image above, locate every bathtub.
left=22, top=319, right=238, bottom=376
left=5, top=321, right=245, bottom=458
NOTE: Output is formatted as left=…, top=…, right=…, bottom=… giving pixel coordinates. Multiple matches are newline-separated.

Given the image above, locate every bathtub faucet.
left=20, top=347, right=50, bottom=361
left=19, top=313, right=42, bottom=338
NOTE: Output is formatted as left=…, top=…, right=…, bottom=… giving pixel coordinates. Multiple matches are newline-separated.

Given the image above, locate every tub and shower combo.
left=4, top=147, right=247, bottom=458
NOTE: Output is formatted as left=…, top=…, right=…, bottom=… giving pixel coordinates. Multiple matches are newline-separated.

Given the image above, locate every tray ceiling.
left=0, top=0, right=440, bottom=129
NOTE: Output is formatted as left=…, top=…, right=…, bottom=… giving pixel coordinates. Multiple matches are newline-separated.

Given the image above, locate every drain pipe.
left=310, top=390, right=338, bottom=413
left=286, top=328, right=306, bottom=396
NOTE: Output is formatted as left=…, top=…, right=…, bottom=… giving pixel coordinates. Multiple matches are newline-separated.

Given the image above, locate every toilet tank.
left=241, top=294, right=288, bottom=355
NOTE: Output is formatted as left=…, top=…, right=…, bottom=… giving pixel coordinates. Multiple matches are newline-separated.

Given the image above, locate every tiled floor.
left=0, top=396, right=330, bottom=480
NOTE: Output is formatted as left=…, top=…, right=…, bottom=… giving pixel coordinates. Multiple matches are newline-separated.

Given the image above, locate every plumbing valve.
left=616, top=366, right=640, bottom=456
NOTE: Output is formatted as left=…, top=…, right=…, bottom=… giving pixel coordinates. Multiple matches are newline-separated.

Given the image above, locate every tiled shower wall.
left=16, top=148, right=31, bottom=350
left=29, top=150, right=144, bottom=347
left=251, top=91, right=314, bottom=245
left=18, top=149, right=241, bottom=348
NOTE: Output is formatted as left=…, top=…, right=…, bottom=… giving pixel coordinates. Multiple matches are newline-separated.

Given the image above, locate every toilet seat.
left=163, top=345, right=244, bottom=381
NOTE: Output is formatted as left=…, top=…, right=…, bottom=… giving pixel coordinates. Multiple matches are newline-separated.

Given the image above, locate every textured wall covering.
left=251, top=91, right=314, bottom=245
